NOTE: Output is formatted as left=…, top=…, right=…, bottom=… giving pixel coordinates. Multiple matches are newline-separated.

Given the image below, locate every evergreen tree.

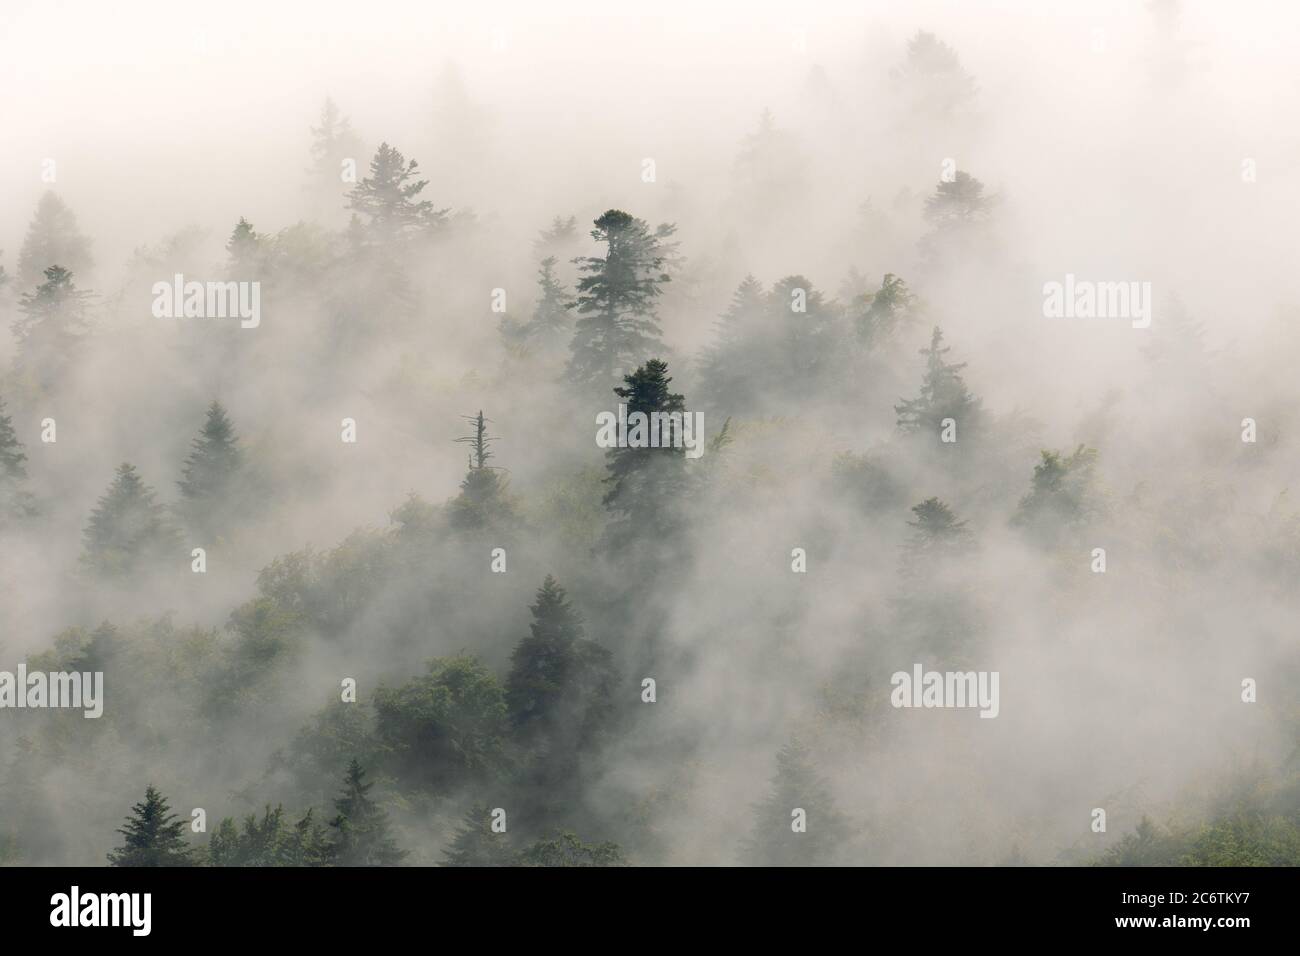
left=107, top=785, right=194, bottom=866
left=905, top=497, right=970, bottom=555
left=307, top=97, right=363, bottom=211
left=225, top=218, right=263, bottom=276
left=1012, top=445, right=1100, bottom=544
left=441, top=804, right=514, bottom=867
left=505, top=576, right=615, bottom=746
left=18, top=192, right=93, bottom=289
left=82, top=463, right=182, bottom=577
left=601, top=359, right=692, bottom=544
left=696, top=274, right=766, bottom=413
left=0, top=396, right=34, bottom=521
left=533, top=215, right=579, bottom=260
left=328, top=759, right=408, bottom=866
left=565, top=210, right=675, bottom=387
left=347, top=142, right=447, bottom=243
left=515, top=831, right=625, bottom=867
left=448, top=411, right=518, bottom=534
left=13, top=265, right=91, bottom=384
left=742, top=738, right=850, bottom=866
left=177, top=401, right=245, bottom=530
left=208, top=805, right=330, bottom=866
left=522, top=256, right=571, bottom=343
left=891, top=30, right=978, bottom=120
left=895, top=327, right=982, bottom=440
left=920, top=171, right=994, bottom=262
left=853, top=273, right=917, bottom=347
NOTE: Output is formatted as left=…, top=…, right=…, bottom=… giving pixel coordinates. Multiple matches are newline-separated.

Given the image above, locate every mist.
left=0, top=0, right=1296, bottom=867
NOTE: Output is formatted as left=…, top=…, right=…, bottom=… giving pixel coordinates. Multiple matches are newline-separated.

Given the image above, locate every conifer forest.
left=0, top=1, right=1297, bottom=872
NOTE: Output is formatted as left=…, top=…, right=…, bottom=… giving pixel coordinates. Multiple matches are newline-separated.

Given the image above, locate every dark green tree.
left=107, top=785, right=194, bottom=866
left=177, top=401, right=245, bottom=530
left=208, top=805, right=330, bottom=866
left=347, top=142, right=447, bottom=243
left=602, top=359, right=692, bottom=544
left=82, top=463, right=182, bottom=577
left=895, top=327, right=982, bottom=440
left=505, top=576, right=615, bottom=746
left=441, top=804, right=514, bottom=867
left=523, top=256, right=571, bottom=343
left=373, top=656, right=508, bottom=794
left=18, top=191, right=93, bottom=288
left=742, top=738, right=850, bottom=866
left=515, top=831, right=625, bottom=867
left=328, top=759, right=408, bottom=866
left=565, top=210, right=675, bottom=387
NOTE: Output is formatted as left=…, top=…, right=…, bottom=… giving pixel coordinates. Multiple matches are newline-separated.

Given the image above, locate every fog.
left=0, top=0, right=1296, bottom=866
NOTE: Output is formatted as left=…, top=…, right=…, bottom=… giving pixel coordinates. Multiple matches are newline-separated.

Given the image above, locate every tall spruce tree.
left=347, top=142, right=447, bottom=243
left=697, top=274, right=767, bottom=413
left=601, top=359, right=692, bottom=544
left=13, top=265, right=90, bottom=384
left=177, top=401, right=245, bottom=530
left=328, top=759, right=408, bottom=866
left=82, top=463, right=181, bottom=577
left=0, top=396, right=34, bottom=521
left=523, top=256, right=571, bottom=343
left=894, top=327, right=982, bottom=441
left=565, top=210, right=675, bottom=387
left=742, top=738, right=850, bottom=866
left=107, top=785, right=194, bottom=866
left=440, top=804, right=514, bottom=867
left=225, top=218, right=262, bottom=276
left=505, top=576, right=615, bottom=746
left=18, top=192, right=93, bottom=289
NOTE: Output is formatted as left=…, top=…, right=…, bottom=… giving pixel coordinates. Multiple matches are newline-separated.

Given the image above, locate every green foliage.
left=328, top=759, right=407, bottom=866
left=177, top=401, right=246, bottom=532
left=81, top=463, right=182, bottom=577
left=742, top=738, right=850, bottom=866
left=347, top=142, right=447, bottom=243
left=107, top=785, right=195, bottom=866
left=1012, top=445, right=1100, bottom=543
left=565, top=209, right=675, bottom=387
left=373, top=656, right=509, bottom=794
left=895, top=326, right=982, bottom=440
left=441, top=804, right=514, bottom=866
left=208, top=805, right=330, bottom=866
left=0, top=395, right=34, bottom=521
left=515, top=831, right=625, bottom=867
left=505, top=576, right=615, bottom=748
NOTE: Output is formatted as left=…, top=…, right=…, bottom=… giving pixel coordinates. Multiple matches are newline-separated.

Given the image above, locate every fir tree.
left=854, top=273, right=917, bottom=347
left=742, top=738, right=850, bottom=866
left=533, top=215, right=579, bottom=260
left=107, top=785, right=194, bottom=866
left=565, top=210, right=675, bottom=387
left=177, top=401, right=245, bottom=529
left=1012, top=445, right=1100, bottom=544
left=505, top=576, right=615, bottom=746
left=82, top=463, right=182, bottom=577
left=347, top=142, right=447, bottom=243
left=328, top=759, right=408, bottom=866
left=894, top=327, right=982, bottom=440
left=602, top=359, right=692, bottom=544
left=696, top=274, right=766, bottom=413
left=225, top=218, right=262, bottom=276
left=522, top=256, right=571, bottom=343
left=891, top=30, right=978, bottom=120
left=13, top=265, right=91, bottom=384
left=0, top=395, right=34, bottom=520
left=441, top=804, right=514, bottom=867
left=18, top=192, right=93, bottom=289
